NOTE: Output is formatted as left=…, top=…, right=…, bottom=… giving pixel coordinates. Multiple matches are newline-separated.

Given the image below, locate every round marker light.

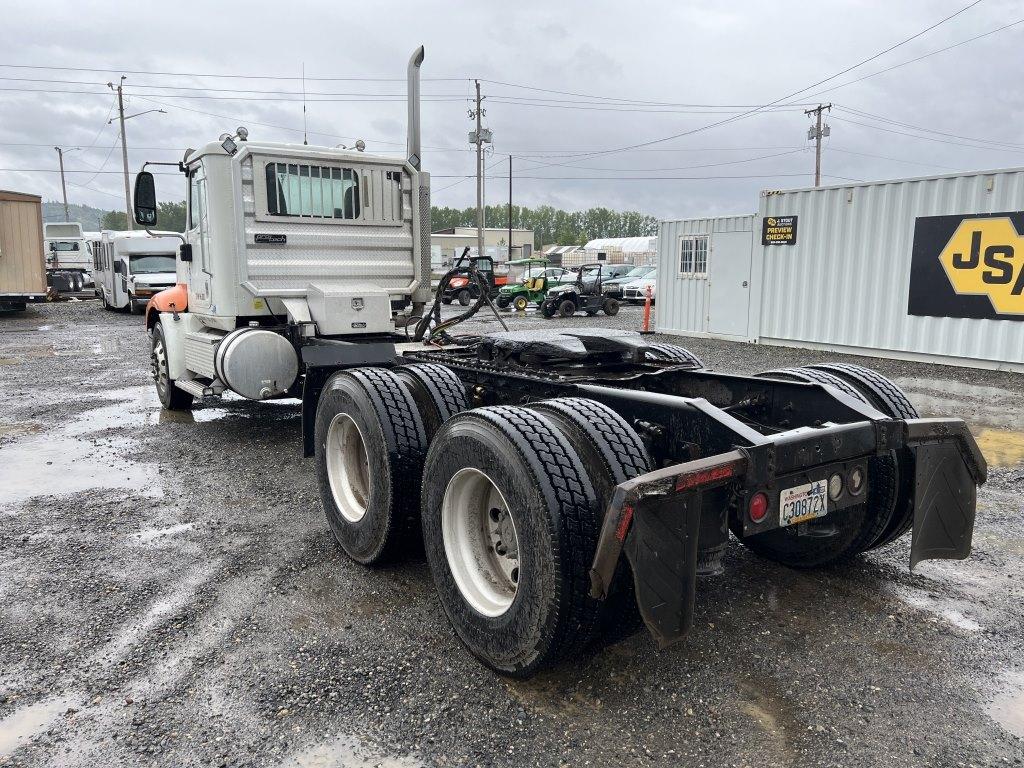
left=828, top=473, right=844, bottom=501
left=848, top=466, right=866, bottom=496
left=748, top=492, right=769, bottom=523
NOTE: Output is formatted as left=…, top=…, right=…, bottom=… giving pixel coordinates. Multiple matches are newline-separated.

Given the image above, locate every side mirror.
left=133, top=171, right=157, bottom=227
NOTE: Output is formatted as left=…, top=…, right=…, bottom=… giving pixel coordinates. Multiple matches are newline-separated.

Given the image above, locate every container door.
left=708, top=231, right=753, bottom=338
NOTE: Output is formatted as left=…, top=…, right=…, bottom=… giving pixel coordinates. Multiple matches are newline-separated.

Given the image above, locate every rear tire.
left=151, top=324, right=194, bottom=411
left=315, top=368, right=428, bottom=564
left=644, top=343, right=704, bottom=368
left=808, top=363, right=918, bottom=549
left=441, top=297, right=452, bottom=305
left=421, top=406, right=601, bottom=677
left=732, top=365, right=903, bottom=567
left=558, top=299, right=576, bottom=317
left=393, top=363, right=468, bottom=442
left=526, top=398, right=651, bottom=643
left=602, top=298, right=620, bottom=316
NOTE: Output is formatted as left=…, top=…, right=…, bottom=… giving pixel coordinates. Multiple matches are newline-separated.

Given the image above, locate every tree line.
left=94, top=201, right=655, bottom=246
left=431, top=205, right=658, bottom=247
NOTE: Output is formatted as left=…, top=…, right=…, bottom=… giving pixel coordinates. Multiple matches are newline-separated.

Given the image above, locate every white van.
left=94, top=231, right=179, bottom=314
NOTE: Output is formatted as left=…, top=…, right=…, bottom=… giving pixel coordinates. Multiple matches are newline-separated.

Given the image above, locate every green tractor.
left=496, top=259, right=575, bottom=311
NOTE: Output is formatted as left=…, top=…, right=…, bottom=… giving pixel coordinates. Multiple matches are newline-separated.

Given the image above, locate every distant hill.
left=42, top=201, right=107, bottom=231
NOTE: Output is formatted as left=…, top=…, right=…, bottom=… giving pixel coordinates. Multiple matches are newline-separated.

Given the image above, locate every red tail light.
left=748, top=492, right=769, bottom=523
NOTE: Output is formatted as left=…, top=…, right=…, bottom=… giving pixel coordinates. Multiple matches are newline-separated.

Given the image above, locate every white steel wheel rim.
left=152, top=338, right=169, bottom=398
left=441, top=467, right=520, bottom=617
left=326, top=413, right=371, bottom=523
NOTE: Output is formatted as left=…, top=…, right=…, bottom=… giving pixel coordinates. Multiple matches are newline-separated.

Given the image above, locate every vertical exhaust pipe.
left=407, top=46, right=424, bottom=170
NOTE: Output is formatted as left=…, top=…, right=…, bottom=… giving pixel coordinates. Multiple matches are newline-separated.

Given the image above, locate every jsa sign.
left=908, top=212, right=1024, bottom=321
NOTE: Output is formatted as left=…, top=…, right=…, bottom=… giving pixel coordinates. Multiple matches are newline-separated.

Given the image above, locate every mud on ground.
left=1, top=300, right=1022, bottom=767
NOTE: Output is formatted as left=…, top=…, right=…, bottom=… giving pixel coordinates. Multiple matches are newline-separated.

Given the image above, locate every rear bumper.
left=589, top=417, right=986, bottom=648
left=0, top=292, right=47, bottom=304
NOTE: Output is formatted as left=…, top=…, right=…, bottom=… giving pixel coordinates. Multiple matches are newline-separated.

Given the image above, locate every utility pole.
left=473, top=80, right=484, bottom=259
left=805, top=103, right=831, bottom=187
left=54, top=147, right=70, bottom=221
left=507, top=154, right=513, bottom=261
left=110, top=76, right=133, bottom=229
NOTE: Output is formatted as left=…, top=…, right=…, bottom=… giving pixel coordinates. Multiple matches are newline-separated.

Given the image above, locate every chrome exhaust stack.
left=407, top=46, right=424, bottom=170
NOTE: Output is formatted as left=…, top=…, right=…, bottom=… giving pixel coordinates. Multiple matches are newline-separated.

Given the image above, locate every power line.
left=511, top=148, right=810, bottom=173
left=834, top=104, right=1024, bottom=150
left=0, top=62, right=466, bottom=82
left=826, top=146, right=963, bottom=171
left=828, top=114, right=1024, bottom=152
left=432, top=172, right=864, bottom=181
left=516, top=0, right=987, bottom=172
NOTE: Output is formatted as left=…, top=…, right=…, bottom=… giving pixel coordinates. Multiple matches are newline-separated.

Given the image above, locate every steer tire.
left=496, top=295, right=511, bottom=309
left=540, top=302, right=557, bottom=318
left=315, top=368, right=428, bottom=565
left=512, top=295, right=530, bottom=312
left=421, top=406, right=601, bottom=677
left=645, top=343, right=704, bottom=368
left=526, top=397, right=651, bottom=644
left=457, top=289, right=471, bottom=307
left=808, top=363, right=919, bottom=549
left=558, top=299, right=577, bottom=317
left=151, top=324, right=193, bottom=411
left=393, top=363, right=469, bottom=442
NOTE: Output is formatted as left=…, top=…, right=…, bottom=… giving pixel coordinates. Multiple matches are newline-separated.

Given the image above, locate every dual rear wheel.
left=314, top=365, right=651, bottom=676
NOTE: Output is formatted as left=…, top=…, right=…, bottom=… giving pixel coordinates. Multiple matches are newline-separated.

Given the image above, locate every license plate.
left=779, top=480, right=828, bottom=527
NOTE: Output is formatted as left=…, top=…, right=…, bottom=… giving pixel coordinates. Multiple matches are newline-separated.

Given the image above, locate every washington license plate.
left=780, top=480, right=828, bottom=527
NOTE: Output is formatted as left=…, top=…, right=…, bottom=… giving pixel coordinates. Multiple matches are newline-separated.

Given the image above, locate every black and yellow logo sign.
left=762, top=215, right=798, bottom=245
left=908, top=212, right=1024, bottom=321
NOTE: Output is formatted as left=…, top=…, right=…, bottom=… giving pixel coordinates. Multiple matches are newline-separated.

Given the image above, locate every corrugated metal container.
left=656, top=215, right=756, bottom=339
left=754, top=168, right=1024, bottom=371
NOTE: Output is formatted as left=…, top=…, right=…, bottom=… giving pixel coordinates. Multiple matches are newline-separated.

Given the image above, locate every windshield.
left=129, top=254, right=176, bottom=275
left=622, top=265, right=654, bottom=279
left=49, top=241, right=80, bottom=252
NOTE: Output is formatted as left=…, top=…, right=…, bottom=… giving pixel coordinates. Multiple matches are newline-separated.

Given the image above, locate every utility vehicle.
left=133, top=47, right=986, bottom=678
left=440, top=252, right=507, bottom=305
left=495, top=258, right=574, bottom=310
left=540, top=262, right=621, bottom=318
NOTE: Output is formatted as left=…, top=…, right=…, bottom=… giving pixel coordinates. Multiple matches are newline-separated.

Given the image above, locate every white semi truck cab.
left=44, top=221, right=92, bottom=292
left=135, top=48, right=430, bottom=408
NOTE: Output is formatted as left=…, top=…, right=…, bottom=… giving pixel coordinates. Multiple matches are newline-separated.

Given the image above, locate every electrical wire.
left=828, top=114, right=1024, bottom=152
left=834, top=104, right=1024, bottom=150
left=0, top=62, right=466, bottom=82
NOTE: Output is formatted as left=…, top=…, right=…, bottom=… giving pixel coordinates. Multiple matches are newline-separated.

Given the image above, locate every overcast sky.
left=1, top=0, right=1021, bottom=222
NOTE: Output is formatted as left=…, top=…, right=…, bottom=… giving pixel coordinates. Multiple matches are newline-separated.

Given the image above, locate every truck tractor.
left=134, top=47, right=987, bottom=678
left=43, top=221, right=92, bottom=292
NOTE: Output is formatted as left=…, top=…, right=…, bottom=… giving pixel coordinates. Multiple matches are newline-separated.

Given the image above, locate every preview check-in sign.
left=908, top=212, right=1024, bottom=321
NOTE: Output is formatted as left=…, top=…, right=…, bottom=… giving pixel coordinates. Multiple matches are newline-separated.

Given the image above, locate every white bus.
left=43, top=221, right=91, bottom=291
left=94, top=231, right=179, bottom=313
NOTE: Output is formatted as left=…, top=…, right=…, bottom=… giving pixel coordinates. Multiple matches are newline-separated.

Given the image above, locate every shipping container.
left=0, top=190, right=47, bottom=311
left=655, top=215, right=756, bottom=340
left=655, top=167, right=1024, bottom=372
left=754, top=168, right=1024, bottom=372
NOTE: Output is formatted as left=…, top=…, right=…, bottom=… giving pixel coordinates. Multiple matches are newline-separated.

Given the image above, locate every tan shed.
left=0, top=189, right=48, bottom=310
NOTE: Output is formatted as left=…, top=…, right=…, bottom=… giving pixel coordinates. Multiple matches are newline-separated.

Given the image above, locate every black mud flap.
left=909, top=440, right=978, bottom=569
left=622, top=492, right=702, bottom=649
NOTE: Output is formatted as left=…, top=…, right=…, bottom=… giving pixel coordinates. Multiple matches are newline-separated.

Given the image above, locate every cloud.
left=0, top=0, right=1020, bottom=222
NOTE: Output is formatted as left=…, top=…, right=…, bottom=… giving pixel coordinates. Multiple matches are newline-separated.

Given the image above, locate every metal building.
left=656, top=167, right=1024, bottom=372
left=655, top=215, right=757, bottom=340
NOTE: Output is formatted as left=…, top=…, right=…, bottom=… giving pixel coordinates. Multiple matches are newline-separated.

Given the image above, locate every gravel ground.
left=1, top=299, right=1022, bottom=768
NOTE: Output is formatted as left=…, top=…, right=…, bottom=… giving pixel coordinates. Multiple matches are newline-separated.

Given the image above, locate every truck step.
left=174, top=379, right=223, bottom=399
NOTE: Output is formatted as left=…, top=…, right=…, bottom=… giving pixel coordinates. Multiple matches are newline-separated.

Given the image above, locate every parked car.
left=602, top=265, right=655, bottom=299
left=622, top=270, right=658, bottom=303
